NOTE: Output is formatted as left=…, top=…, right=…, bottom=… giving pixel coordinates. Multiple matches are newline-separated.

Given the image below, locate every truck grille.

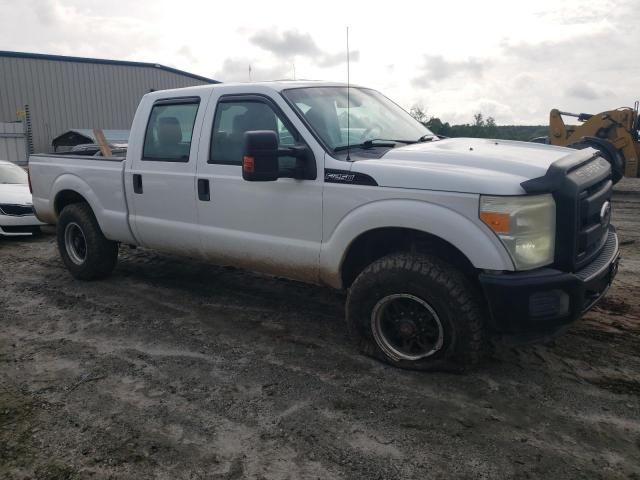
left=521, top=151, right=613, bottom=272
left=553, top=155, right=612, bottom=272
left=0, top=204, right=34, bottom=216
left=576, top=177, right=612, bottom=269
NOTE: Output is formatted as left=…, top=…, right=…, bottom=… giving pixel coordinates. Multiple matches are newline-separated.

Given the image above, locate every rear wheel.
left=57, top=203, right=118, bottom=280
left=346, top=253, right=487, bottom=371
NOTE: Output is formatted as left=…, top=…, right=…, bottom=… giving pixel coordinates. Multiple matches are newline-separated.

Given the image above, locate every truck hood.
left=351, top=138, right=591, bottom=195
left=0, top=183, right=33, bottom=205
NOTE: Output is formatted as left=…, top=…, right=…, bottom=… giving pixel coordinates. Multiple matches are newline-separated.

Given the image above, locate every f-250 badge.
left=324, top=169, right=377, bottom=186
left=325, top=172, right=356, bottom=182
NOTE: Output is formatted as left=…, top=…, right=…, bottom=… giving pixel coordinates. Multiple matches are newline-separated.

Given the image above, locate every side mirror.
left=242, top=131, right=279, bottom=182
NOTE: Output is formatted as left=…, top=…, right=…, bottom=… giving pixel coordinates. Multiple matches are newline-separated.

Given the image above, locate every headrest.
left=157, top=117, right=182, bottom=146
left=232, top=104, right=278, bottom=134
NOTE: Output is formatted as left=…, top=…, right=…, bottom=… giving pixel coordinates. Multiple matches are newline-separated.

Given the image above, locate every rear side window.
left=142, top=99, right=200, bottom=162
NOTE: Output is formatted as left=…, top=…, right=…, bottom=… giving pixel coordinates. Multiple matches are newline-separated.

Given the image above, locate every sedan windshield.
left=282, top=87, right=434, bottom=151
left=0, top=163, right=28, bottom=184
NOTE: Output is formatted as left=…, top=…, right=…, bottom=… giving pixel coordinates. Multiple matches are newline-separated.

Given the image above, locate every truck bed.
left=29, top=153, right=135, bottom=244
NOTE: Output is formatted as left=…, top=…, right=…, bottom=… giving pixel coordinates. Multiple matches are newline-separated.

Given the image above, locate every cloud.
left=566, top=81, right=599, bottom=100
left=0, top=0, right=162, bottom=61
left=317, top=50, right=360, bottom=68
left=250, top=28, right=359, bottom=68
left=534, top=2, right=614, bottom=26
left=250, top=30, right=320, bottom=57
left=475, top=99, right=515, bottom=122
left=32, top=0, right=65, bottom=25
left=2, top=0, right=639, bottom=125
left=214, top=57, right=292, bottom=82
left=412, top=55, right=487, bottom=88
left=490, top=25, right=635, bottom=119
left=176, top=45, right=197, bottom=64
left=500, top=25, right=620, bottom=67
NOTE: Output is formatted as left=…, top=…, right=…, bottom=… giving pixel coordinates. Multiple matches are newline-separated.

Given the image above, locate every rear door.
left=194, top=92, right=324, bottom=283
left=126, top=94, right=208, bottom=255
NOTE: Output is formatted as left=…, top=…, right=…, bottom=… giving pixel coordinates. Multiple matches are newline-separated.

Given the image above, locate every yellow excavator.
left=532, top=102, right=640, bottom=183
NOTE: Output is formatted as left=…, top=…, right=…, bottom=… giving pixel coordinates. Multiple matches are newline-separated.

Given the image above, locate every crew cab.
left=29, top=81, right=620, bottom=370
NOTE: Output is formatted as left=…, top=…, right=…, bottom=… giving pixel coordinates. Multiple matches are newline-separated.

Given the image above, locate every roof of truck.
left=144, top=80, right=358, bottom=98
left=234, top=80, right=351, bottom=90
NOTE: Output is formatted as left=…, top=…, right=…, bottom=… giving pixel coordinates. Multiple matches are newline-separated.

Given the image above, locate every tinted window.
left=143, top=101, right=199, bottom=162
left=209, top=101, right=295, bottom=165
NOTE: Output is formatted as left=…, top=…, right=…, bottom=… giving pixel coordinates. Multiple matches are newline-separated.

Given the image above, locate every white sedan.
left=0, top=160, right=44, bottom=236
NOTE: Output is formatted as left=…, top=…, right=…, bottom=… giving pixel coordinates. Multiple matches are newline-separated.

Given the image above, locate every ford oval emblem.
left=600, top=200, right=612, bottom=228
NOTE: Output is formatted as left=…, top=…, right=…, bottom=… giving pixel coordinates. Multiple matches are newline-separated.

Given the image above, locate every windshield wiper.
left=333, top=138, right=413, bottom=152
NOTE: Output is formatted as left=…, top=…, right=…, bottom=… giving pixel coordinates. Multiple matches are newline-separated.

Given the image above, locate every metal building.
left=0, top=51, right=218, bottom=159
left=0, top=121, right=27, bottom=165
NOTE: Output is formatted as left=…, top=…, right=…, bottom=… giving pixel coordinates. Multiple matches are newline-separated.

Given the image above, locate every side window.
left=278, top=117, right=295, bottom=146
left=209, top=100, right=296, bottom=165
left=142, top=100, right=199, bottom=162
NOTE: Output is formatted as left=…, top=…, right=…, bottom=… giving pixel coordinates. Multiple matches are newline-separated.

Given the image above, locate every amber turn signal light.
left=480, top=211, right=510, bottom=233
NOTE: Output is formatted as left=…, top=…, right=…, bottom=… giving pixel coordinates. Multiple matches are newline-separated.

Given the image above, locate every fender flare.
left=51, top=173, right=108, bottom=232
left=319, top=199, right=514, bottom=288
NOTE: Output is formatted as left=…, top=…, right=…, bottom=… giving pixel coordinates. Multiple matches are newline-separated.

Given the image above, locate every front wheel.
left=57, top=203, right=118, bottom=280
left=346, top=253, right=487, bottom=371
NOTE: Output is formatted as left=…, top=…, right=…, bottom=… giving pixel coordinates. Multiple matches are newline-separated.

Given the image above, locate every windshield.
left=0, top=163, right=28, bottom=184
left=282, top=87, right=434, bottom=151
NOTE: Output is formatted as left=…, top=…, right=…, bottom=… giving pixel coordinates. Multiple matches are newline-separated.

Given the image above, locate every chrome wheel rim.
left=64, top=222, right=87, bottom=265
left=371, top=294, right=445, bottom=361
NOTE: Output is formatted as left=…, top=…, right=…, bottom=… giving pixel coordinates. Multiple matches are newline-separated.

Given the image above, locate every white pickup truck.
left=29, top=81, right=620, bottom=370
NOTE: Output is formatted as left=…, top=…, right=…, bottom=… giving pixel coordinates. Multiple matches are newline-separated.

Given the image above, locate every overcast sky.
left=1, top=0, right=638, bottom=124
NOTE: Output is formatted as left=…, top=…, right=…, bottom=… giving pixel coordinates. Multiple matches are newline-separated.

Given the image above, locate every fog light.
left=529, top=290, right=569, bottom=319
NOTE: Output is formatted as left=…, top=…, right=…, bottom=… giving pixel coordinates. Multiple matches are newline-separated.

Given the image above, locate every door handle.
left=133, top=174, right=143, bottom=194
left=197, top=178, right=210, bottom=201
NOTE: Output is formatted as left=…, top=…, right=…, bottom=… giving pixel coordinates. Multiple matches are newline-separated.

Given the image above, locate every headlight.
left=480, top=194, right=556, bottom=270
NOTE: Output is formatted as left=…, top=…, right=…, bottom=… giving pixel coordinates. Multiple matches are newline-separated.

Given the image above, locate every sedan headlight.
left=480, top=194, right=556, bottom=270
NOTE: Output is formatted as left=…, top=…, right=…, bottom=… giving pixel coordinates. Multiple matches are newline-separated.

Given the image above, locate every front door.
left=195, top=94, right=323, bottom=283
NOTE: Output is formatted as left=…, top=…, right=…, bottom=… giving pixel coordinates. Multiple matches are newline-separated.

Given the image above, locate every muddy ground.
left=1, top=186, right=639, bottom=480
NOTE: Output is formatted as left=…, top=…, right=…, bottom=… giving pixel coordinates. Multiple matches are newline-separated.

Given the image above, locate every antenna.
left=346, top=26, right=351, bottom=161
left=248, top=64, right=252, bottom=82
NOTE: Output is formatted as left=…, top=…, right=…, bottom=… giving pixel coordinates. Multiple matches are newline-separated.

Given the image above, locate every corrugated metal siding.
left=0, top=122, right=27, bottom=165
left=0, top=56, right=209, bottom=154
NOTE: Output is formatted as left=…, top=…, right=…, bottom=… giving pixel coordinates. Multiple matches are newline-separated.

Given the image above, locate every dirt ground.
left=1, top=185, right=639, bottom=480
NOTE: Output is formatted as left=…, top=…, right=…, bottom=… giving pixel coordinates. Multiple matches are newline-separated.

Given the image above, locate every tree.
left=485, top=116, right=498, bottom=137
left=407, top=108, right=548, bottom=141
left=409, top=105, right=428, bottom=125
left=426, top=117, right=451, bottom=136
